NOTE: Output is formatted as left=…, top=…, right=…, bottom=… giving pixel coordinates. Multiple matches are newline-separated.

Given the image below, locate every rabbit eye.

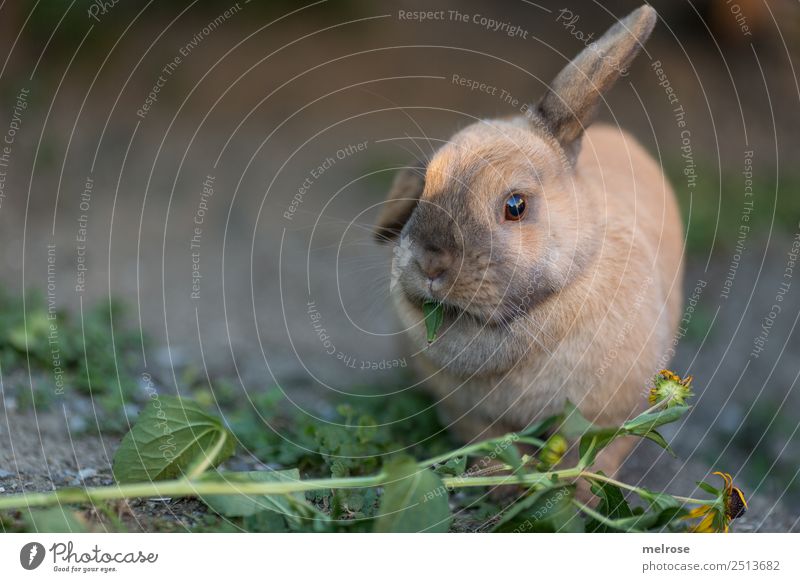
left=504, top=193, right=526, bottom=221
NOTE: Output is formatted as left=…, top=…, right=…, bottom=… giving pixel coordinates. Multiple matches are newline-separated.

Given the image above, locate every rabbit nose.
left=416, top=244, right=453, bottom=281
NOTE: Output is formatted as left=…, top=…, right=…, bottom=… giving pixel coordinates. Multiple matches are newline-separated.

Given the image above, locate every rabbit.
left=374, top=5, right=684, bottom=478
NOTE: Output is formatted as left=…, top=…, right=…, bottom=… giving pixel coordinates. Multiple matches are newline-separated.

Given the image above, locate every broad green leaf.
left=611, top=506, right=689, bottom=531
left=491, top=483, right=559, bottom=532
left=243, top=509, right=289, bottom=533
left=559, top=401, right=596, bottom=438
left=374, top=456, right=451, bottom=532
left=578, top=431, right=618, bottom=467
left=563, top=402, right=685, bottom=460
left=113, top=396, right=235, bottom=483
left=520, top=414, right=560, bottom=438
left=493, top=485, right=583, bottom=533
left=201, top=469, right=302, bottom=517
left=584, top=487, right=688, bottom=532
left=22, top=507, right=87, bottom=533
left=587, top=474, right=634, bottom=532
left=422, top=301, right=444, bottom=343
left=561, top=401, right=617, bottom=443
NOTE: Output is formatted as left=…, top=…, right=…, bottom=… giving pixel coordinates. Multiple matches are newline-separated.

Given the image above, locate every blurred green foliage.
left=668, top=161, right=800, bottom=255
left=0, top=286, right=144, bottom=430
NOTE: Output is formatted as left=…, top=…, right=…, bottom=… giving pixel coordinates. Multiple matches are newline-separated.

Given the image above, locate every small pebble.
left=78, top=468, right=97, bottom=480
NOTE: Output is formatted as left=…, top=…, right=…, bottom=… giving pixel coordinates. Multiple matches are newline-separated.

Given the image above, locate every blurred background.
left=0, top=0, right=799, bottom=529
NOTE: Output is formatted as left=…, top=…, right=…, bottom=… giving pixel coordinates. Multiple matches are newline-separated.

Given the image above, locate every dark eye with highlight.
left=504, top=193, right=527, bottom=221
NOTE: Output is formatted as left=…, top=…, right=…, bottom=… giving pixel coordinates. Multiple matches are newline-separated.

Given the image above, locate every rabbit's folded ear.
left=373, top=163, right=426, bottom=243
left=536, top=5, right=657, bottom=161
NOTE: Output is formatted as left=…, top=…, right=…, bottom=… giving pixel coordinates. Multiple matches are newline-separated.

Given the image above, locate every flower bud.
left=538, top=434, right=568, bottom=468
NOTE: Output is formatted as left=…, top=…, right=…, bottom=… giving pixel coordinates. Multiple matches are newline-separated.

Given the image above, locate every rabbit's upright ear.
left=373, top=163, right=425, bottom=243
left=536, top=5, right=657, bottom=162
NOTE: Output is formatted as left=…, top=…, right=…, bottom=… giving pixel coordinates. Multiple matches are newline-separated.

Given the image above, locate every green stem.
left=442, top=468, right=580, bottom=489
left=419, top=434, right=546, bottom=469
left=571, top=499, right=633, bottom=532
left=185, top=431, right=228, bottom=480
left=419, top=438, right=508, bottom=468
left=579, top=470, right=639, bottom=493
left=579, top=471, right=711, bottom=506
left=0, top=460, right=715, bottom=514
left=0, top=466, right=584, bottom=512
left=0, top=473, right=387, bottom=511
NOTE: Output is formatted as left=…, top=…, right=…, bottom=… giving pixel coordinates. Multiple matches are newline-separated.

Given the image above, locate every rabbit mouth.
left=400, top=284, right=517, bottom=328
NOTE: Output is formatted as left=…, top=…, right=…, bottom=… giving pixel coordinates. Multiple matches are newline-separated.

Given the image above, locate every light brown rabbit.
left=375, top=6, right=683, bottom=477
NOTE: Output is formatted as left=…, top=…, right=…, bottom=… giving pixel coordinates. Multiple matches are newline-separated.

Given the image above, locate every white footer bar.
left=1, top=533, right=796, bottom=580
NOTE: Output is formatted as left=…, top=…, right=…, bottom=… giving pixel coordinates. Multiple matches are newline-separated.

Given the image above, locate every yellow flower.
left=649, top=370, right=694, bottom=407
left=685, top=471, right=748, bottom=533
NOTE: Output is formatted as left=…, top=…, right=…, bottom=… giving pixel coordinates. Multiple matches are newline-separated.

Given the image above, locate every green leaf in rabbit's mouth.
left=422, top=301, right=444, bottom=344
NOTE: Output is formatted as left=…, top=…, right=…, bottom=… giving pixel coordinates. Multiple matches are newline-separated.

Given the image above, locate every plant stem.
left=0, top=473, right=387, bottom=511
left=442, top=468, right=580, bottom=489
left=0, top=466, right=585, bottom=512
left=0, top=463, right=713, bottom=513
left=419, top=438, right=507, bottom=468
left=579, top=471, right=710, bottom=506
left=418, top=432, right=546, bottom=470
left=571, top=499, right=632, bottom=532
left=579, top=470, right=640, bottom=493
left=185, top=431, right=228, bottom=480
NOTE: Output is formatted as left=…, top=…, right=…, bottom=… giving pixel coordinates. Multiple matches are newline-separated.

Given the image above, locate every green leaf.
left=520, top=414, right=560, bottom=438
left=433, top=456, right=466, bottom=477
left=638, top=429, right=675, bottom=456
left=374, top=456, right=451, bottom=532
left=112, top=396, right=235, bottom=483
left=561, top=401, right=618, bottom=443
left=201, top=469, right=302, bottom=517
left=559, top=401, right=596, bottom=438
left=587, top=474, right=634, bottom=532
left=696, top=481, right=720, bottom=495
left=578, top=432, right=618, bottom=467
left=422, top=301, right=444, bottom=343
left=497, top=442, right=524, bottom=474
left=493, top=485, right=583, bottom=533
left=639, top=488, right=681, bottom=511
left=243, top=509, right=289, bottom=532
left=612, top=506, right=689, bottom=531
left=22, top=507, right=87, bottom=533
left=562, top=403, right=686, bottom=459
left=623, top=405, right=689, bottom=433
left=491, top=483, right=559, bottom=532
